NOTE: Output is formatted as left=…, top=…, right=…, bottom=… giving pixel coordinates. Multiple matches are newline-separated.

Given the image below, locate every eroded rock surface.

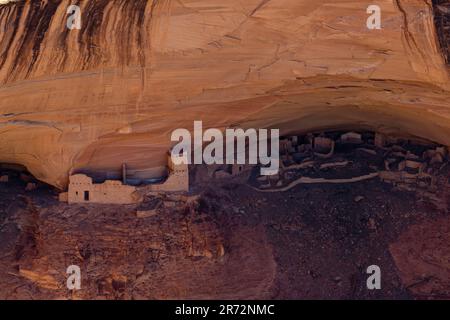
left=0, top=186, right=276, bottom=300
left=1, top=155, right=448, bottom=299
left=0, top=0, right=449, bottom=188
left=390, top=217, right=450, bottom=298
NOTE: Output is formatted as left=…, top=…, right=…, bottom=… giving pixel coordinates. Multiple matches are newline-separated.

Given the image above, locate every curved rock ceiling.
left=0, top=0, right=449, bottom=189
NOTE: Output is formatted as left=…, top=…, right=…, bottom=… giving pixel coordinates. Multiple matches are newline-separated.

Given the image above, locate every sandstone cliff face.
left=0, top=0, right=449, bottom=188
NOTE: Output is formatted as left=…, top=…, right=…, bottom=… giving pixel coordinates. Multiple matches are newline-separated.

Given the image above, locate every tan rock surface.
left=0, top=0, right=449, bottom=188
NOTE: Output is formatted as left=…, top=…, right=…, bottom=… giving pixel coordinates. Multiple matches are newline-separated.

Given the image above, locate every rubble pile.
left=251, top=131, right=449, bottom=211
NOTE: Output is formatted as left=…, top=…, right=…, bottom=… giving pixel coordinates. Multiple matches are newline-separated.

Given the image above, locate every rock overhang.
left=0, top=0, right=449, bottom=189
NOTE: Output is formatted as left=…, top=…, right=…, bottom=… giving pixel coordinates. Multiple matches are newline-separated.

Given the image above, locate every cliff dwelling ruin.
left=59, top=152, right=190, bottom=204
left=60, top=174, right=141, bottom=205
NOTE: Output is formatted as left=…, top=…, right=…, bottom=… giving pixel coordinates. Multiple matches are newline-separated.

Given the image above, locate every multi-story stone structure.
left=60, top=153, right=190, bottom=204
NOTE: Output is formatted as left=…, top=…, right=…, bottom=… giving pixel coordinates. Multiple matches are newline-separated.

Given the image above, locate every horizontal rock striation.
left=0, top=0, right=449, bottom=188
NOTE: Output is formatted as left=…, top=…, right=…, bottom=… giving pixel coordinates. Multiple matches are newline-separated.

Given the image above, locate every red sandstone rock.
left=0, top=1, right=449, bottom=188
